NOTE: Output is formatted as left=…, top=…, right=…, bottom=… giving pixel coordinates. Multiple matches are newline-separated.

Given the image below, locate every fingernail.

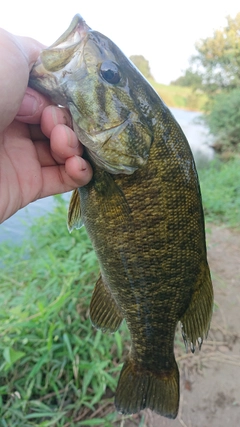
left=74, top=155, right=87, bottom=170
left=51, top=106, right=69, bottom=126
left=51, top=105, right=58, bottom=126
left=17, top=92, right=38, bottom=117
left=65, top=126, right=79, bottom=148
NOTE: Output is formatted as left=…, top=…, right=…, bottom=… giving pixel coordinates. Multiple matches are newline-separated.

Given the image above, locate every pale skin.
left=0, top=29, right=93, bottom=224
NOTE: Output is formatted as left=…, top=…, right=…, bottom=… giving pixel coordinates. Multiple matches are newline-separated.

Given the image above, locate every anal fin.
left=180, top=263, right=213, bottom=353
left=90, top=275, right=123, bottom=333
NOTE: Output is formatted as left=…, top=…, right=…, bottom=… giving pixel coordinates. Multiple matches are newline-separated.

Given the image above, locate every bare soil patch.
left=123, top=224, right=240, bottom=427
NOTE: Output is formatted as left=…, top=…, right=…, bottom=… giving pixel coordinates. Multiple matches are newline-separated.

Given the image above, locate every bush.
left=204, top=88, right=240, bottom=155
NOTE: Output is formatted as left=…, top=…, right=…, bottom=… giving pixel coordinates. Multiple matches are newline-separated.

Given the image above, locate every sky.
left=0, top=0, right=239, bottom=84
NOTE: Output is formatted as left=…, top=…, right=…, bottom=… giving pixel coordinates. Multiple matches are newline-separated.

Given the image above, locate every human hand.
left=0, top=29, right=93, bottom=223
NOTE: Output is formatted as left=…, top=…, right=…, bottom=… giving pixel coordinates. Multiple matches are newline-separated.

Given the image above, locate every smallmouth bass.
left=29, top=15, right=213, bottom=419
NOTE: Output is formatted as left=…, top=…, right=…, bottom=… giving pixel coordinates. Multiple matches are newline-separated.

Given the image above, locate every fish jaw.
left=29, top=15, right=90, bottom=106
left=47, top=14, right=90, bottom=50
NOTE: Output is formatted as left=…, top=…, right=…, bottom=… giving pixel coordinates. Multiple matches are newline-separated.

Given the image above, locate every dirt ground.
left=123, top=224, right=240, bottom=427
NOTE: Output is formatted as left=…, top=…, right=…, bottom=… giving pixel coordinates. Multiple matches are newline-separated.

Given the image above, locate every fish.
left=29, top=14, right=213, bottom=419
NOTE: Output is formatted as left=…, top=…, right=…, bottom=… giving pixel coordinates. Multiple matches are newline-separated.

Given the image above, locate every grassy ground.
left=1, top=158, right=240, bottom=425
left=198, top=157, right=240, bottom=228
left=150, top=80, right=207, bottom=111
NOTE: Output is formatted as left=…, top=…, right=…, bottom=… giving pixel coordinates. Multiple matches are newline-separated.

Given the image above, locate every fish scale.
left=29, top=14, right=213, bottom=419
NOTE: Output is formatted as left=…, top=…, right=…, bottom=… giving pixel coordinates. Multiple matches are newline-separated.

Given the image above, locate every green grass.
left=198, top=157, right=240, bottom=228
left=150, top=80, right=208, bottom=111
left=0, top=196, right=131, bottom=426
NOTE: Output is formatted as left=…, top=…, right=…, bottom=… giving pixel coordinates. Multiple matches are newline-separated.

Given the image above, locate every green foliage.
left=191, top=12, right=240, bottom=95
left=198, top=158, right=240, bottom=227
left=0, top=196, right=131, bottom=426
left=181, top=12, right=240, bottom=155
left=129, top=55, right=154, bottom=80
left=170, top=68, right=202, bottom=88
left=204, top=88, right=240, bottom=155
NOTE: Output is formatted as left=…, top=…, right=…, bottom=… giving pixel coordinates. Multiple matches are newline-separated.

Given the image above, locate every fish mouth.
left=30, top=15, right=91, bottom=76
left=48, top=14, right=91, bottom=50
left=29, top=15, right=92, bottom=105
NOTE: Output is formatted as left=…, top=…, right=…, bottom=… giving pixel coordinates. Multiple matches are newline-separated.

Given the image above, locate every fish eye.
left=100, top=61, right=121, bottom=84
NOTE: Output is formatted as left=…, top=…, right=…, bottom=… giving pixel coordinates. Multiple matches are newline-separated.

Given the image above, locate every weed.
left=0, top=196, right=130, bottom=426
left=198, top=158, right=240, bottom=228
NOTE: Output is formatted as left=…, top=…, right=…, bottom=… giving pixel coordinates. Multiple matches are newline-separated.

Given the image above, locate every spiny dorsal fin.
left=67, top=189, right=83, bottom=232
left=90, top=275, right=123, bottom=333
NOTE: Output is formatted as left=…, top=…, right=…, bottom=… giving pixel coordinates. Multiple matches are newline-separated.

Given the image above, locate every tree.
left=191, top=12, right=240, bottom=95
left=205, top=88, right=240, bottom=155
left=173, top=12, right=240, bottom=156
left=170, top=68, right=202, bottom=88
left=129, top=55, right=154, bottom=80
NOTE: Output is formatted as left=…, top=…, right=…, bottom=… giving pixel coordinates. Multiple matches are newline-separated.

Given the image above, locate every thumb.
left=16, top=87, right=51, bottom=124
left=0, top=29, right=44, bottom=130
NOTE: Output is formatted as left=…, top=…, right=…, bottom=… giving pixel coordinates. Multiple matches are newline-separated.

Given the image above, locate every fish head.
left=29, top=15, right=153, bottom=174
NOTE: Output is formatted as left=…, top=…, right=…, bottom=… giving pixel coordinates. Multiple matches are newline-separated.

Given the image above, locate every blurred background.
left=0, top=2, right=240, bottom=426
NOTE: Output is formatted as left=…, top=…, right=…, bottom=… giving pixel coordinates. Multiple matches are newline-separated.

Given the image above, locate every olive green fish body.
left=78, top=109, right=212, bottom=417
left=29, top=15, right=213, bottom=419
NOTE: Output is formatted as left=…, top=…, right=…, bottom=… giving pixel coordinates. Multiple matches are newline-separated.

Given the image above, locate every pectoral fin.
left=94, top=170, right=132, bottom=220
left=90, top=275, right=123, bottom=333
left=67, top=188, right=83, bottom=232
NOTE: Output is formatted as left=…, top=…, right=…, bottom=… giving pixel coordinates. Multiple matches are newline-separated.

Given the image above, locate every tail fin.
left=115, top=356, right=179, bottom=419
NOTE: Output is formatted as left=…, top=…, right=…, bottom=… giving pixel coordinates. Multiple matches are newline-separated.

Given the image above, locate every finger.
left=16, top=88, right=52, bottom=124
left=65, top=157, right=93, bottom=186
left=17, top=35, right=45, bottom=70
left=39, top=158, right=93, bottom=198
left=34, top=140, right=56, bottom=166
left=28, top=124, right=49, bottom=142
left=50, top=124, right=83, bottom=164
left=34, top=125, right=85, bottom=167
left=41, top=105, right=72, bottom=138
